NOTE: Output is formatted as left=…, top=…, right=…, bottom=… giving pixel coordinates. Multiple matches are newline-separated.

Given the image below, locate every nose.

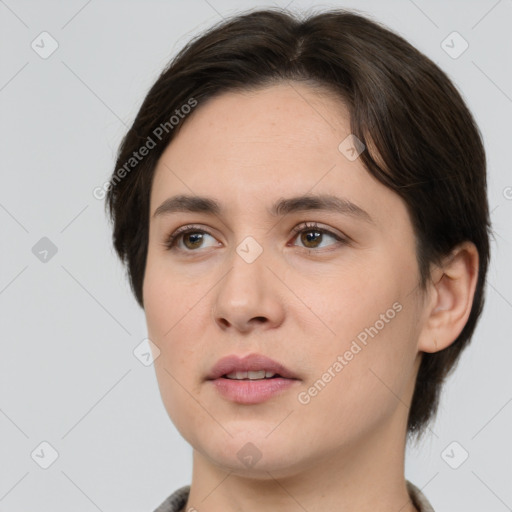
left=212, top=244, right=286, bottom=334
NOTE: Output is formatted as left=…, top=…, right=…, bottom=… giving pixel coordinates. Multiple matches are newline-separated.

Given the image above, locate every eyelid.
left=290, top=221, right=346, bottom=241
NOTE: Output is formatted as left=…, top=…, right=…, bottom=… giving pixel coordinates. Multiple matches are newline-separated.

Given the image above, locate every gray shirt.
left=153, top=480, right=435, bottom=511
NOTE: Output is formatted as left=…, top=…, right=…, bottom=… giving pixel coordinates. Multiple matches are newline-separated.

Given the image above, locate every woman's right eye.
left=164, top=226, right=219, bottom=251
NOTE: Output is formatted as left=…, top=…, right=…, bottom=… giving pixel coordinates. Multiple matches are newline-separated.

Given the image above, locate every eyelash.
left=163, top=222, right=348, bottom=252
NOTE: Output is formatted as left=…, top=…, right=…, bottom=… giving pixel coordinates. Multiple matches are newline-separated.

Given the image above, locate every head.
left=105, top=8, right=490, bottom=471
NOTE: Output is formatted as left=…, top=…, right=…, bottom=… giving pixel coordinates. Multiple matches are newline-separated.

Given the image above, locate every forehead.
left=172, top=82, right=351, bottom=160
left=149, top=82, right=403, bottom=225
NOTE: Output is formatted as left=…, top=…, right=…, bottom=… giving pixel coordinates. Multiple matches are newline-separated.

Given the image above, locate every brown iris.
left=300, top=230, right=323, bottom=248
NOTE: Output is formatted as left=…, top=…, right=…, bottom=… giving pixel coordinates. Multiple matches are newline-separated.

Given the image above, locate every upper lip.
left=207, top=353, right=298, bottom=380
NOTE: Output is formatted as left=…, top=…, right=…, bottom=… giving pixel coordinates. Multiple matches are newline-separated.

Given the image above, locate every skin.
left=143, top=82, right=478, bottom=512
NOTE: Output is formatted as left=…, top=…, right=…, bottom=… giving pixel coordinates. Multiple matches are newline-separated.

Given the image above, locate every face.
left=143, top=82, right=426, bottom=477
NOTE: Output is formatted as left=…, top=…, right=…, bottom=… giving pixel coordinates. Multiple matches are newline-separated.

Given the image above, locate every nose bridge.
left=222, top=234, right=268, bottom=307
left=212, top=232, right=284, bottom=330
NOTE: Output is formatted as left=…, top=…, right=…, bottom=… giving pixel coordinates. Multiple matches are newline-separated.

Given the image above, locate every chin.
left=194, top=432, right=314, bottom=478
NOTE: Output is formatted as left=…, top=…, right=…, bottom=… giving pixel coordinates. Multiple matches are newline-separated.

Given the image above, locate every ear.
left=417, top=242, right=479, bottom=353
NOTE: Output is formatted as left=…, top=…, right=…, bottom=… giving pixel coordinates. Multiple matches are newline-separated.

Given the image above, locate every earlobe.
left=418, top=242, right=479, bottom=354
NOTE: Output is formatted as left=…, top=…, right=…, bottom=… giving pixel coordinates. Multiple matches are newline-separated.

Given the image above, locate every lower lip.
left=210, top=377, right=298, bottom=404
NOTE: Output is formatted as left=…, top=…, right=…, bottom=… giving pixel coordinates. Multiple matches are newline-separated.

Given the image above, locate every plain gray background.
left=1, top=0, right=511, bottom=510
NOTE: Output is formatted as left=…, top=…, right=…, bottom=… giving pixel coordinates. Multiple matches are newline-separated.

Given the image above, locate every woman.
left=105, top=8, right=490, bottom=512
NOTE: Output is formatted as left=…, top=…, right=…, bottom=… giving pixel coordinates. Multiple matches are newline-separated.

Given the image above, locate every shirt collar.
left=154, top=480, right=435, bottom=512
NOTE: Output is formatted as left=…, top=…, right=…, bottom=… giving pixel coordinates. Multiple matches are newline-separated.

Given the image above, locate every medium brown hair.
left=106, top=8, right=490, bottom=436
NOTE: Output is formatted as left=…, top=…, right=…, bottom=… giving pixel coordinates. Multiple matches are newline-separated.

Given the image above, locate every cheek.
left=300, top=257, right=404, bottom=343
left=143, top=250, right=174, bottom=318
left=295, top=257, right=420, bottom=409
left=143, top=249, right=197, bottom=338
left=294, top=301, right=419, bottom=443
left=143, top=257, right=206, bottom=437
left=143, top=253, right=191, bottom=381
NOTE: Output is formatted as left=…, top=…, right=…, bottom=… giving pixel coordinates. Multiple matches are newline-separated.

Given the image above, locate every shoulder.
left=406, top=480, right=435, bottom=512
left=153, top=485, right=190, bottom=512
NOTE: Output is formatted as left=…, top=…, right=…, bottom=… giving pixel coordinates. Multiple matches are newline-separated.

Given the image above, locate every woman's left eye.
left=290, top=223, right=345, bottom=250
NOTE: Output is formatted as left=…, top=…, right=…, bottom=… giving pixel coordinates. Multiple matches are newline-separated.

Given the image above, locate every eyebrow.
left=153, top=193, right=373, bottom=223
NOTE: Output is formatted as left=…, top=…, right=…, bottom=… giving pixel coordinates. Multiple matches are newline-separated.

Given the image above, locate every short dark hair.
left=106, top=7, right=491, bottom=436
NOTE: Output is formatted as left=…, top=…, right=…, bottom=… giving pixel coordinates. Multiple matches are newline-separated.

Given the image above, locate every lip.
left=207, top=353, right=298, bottom=380
left=207, top=353, right=300, bottom=405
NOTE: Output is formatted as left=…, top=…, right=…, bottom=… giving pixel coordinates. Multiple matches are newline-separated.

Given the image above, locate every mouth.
left=223, top=370, right=282, bottom=380
left=207, top=353, right=300, bottom=404
left=207, top=353, right=298, bottom=380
